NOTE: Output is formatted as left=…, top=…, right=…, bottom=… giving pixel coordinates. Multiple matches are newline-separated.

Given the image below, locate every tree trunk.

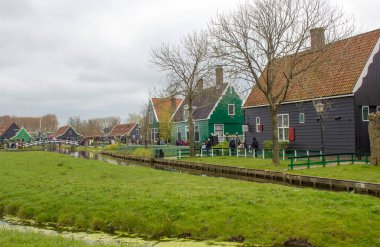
left=188, top=97, right=195, bottom=157
left=270, top=107, right=280, bottom=165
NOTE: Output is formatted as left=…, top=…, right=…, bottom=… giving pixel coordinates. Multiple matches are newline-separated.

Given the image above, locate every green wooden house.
left=10, top=127, right=32, bottom=143
left=171, top=68, right=244, bottom=145
left=147, top=97, right=183, bottom=143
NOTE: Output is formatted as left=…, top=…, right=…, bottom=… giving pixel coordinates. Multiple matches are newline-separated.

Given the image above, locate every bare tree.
left=209, top=0, right=353, bottom=164
left=126, top=113, right=142, bottom=124
left=150, top=31, right=214, bottom=156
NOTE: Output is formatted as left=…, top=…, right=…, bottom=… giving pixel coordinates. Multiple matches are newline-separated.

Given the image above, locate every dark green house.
left=147, top=97, right=183, bottom=143
left=171, top=67, right=244, bottom=144
left=10, top=127, right=32, bottom=143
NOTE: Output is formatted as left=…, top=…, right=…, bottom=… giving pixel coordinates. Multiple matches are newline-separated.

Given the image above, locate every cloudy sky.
left=0, top=0, right=379, bottom=125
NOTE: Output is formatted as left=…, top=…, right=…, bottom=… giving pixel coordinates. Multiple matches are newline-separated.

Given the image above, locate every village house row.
left=1, top=28, right=379, bottom=153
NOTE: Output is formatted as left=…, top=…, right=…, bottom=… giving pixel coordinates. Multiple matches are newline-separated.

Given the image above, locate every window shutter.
left=289, top=128, right=295, bottom=142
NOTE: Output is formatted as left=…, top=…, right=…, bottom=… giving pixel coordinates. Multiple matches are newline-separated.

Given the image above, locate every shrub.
left=131, top=148, right=152, bottom=158
left=263, top=140, right=290, bottom=150
left=213, top=141, right=229, bottom=149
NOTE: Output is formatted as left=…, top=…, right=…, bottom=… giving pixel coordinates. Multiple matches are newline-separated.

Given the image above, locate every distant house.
left=81, top=129, right=104, bottom=146
left=10, top=127, right=32, bottom=143
left=243, top=28, right=380, bottom=153
left=50, top=125, right=83, bottom=141
left=147, top=97, right=183, bottom=142
left=0, top=122, right=20, bottom=141
left=171, top=67, right=244, bottom=145
left=107, top=123, right=140, bottom=143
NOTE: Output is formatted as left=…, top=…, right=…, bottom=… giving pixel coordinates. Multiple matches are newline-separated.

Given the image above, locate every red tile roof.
left=0, top=122, right=16, bottom=136
left=108, top=123, right=137, bottom=137
left=151, top=98, right=183, bottom=122
left=244, top=29, right=380, bottom=107
left=81, top=129, right=104, bottom=139
left=50, top=126, right=70, bottom=139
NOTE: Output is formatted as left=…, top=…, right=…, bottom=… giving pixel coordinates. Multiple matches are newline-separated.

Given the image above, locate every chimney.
left=196, top=78, right=203, bottom=90
left=310, top=27, right=325, bottom=50
left=215, top=66, right=223, bottom=86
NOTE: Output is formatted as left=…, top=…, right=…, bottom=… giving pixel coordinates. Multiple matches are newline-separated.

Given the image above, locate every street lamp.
left=314, top=102, right=325, bottom=164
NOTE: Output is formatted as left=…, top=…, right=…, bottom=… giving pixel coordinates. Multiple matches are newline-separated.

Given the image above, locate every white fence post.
left=179, top=149, right=181, bottom=159
left=307, top=150, right=310, bottom=156
left=229, top=149, right=232, bottom=157
left=320, top=150, right=323, bottom=161
left=222, top=148, right=224, bottom=156
left=211, top=148, right=214, bottom=157
left=201, top=148, right=203, bottom=157
left=295, top=150, right=297, bottom=162
left=245, top=149, right=247, bottom=158
left=262, top=149, right=265, bottom=159
left=253, top=149, right=256, bottom=159
left=282, top=149, right=286, bottom=160
left=236, top=149, right=239, bottom=157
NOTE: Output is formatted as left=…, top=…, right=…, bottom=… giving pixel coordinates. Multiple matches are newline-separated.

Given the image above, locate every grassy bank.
left=0, top=228, right=113, bottom=247
left=183, top=156, right=380, bottom=183
left=0, top=152, right=380, bottom=246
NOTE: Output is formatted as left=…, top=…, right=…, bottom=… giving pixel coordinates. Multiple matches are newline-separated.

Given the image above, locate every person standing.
left=251, top=137, right=259, bottom=157
left=205, top=139, right=211, bottom=156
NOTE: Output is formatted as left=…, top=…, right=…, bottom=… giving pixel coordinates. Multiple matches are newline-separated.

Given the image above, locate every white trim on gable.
left=353, top=37, right=380, bottom=93
left=169, top=99, right=184, bottom=122
left=150, top=99, right=160, bottom=123
left=206, top=83, right=231, bottom=120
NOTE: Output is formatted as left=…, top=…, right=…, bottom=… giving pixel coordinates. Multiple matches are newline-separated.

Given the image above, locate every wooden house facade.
left=171, top=67, right=244, bottom=145
left=0, top=122, right=20, bottom=141
left=107, top=123, right=140, bottom=143
left=10, top=127, right=32, bottom=143
left=243, top=29, right=380, bottom=154
left=50, top=125, right=83, bottom=141
left=147, top=98, right=182, bottom=143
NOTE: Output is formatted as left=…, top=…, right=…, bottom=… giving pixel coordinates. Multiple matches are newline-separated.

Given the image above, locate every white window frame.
left=68, top=131, right=72, bottom=135
left=256, top=117, right=261, bottom=132
left=278, top=114, right=290, bottom=142
left=183, top=109, right=189, bottom=121
left=362, top=106, right=369, bottom=122
left=149, top=112, right=153, bottom=124
left=228, top=104, right=235, bottom=116
left=377, top=106, right=380, bottom=112
left=214, top=124, right=224, bottom=141
left=299, top=113, right=305, bottom=124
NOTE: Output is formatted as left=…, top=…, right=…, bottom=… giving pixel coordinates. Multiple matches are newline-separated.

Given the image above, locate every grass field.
left=0, top=227, right=114, bottom=247
left=183, top=156, right=380, bottom=183
left=0, top=152, right=380, bottom=246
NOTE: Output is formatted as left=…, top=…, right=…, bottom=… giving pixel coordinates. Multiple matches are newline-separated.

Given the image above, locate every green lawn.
left=183, top=156, right=380, bottom=183
left=0, top=227, right=113, bottom=247
left=1, top=152, right=380, bottom=246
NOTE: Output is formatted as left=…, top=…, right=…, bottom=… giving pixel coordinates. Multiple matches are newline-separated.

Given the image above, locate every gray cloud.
left=0, top=0, right=379, bottom=124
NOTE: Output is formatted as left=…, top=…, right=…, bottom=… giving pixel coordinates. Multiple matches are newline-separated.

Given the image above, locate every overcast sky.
left=0, top=0, right=379, bottom=125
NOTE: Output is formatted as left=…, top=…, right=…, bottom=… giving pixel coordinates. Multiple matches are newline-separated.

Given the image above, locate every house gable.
left=0, top=122, right=20, bottom=140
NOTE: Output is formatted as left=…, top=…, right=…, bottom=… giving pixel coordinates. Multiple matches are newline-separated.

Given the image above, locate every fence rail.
left=23, top=140, right=80, bottom=147
left=288, top=153, right=370, bottom=170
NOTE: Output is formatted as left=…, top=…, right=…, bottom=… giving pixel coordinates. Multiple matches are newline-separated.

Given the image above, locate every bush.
left=213, top=141, right=229, bottom=149
left=263, top=140, right=290, bottom=150
left=131, top=148, right=152, bottom=158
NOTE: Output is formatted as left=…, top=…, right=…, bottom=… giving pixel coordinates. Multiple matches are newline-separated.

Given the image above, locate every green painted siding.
left=11, top=128, right=31, bottom=143
left=171, top=120, right=209, bottom=144
left=148, top=101, right=159, bottom=129
left=208, top=86, right=244, bottom=137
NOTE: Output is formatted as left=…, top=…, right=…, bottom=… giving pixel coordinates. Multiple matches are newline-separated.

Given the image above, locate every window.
left=150, top=128, right=158, bottom=141
left=214, top=124, right=224, bottom=141
left=228, top=104, right=235, bottom=116
left=362, top=106, right=369, bottom=122
left=69, top=131, right=72, bottom=135
left=149, top=112, right=153, bottom=124
left=177, top=126, right=182, bottom=140
left=377, top=106, right=380, bottom=112
left=185, top=126, right=189, bottom=140
left=278, top=114, right=289, bottom=141
left=256, top=117, right=261, bottom=132
left=299, top=113, right=305, bottom=124
left=194, top=125, right=200, bottom=142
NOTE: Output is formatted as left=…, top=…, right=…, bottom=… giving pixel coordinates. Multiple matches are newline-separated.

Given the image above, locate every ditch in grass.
left=0, top=152, right=380, bottom=247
